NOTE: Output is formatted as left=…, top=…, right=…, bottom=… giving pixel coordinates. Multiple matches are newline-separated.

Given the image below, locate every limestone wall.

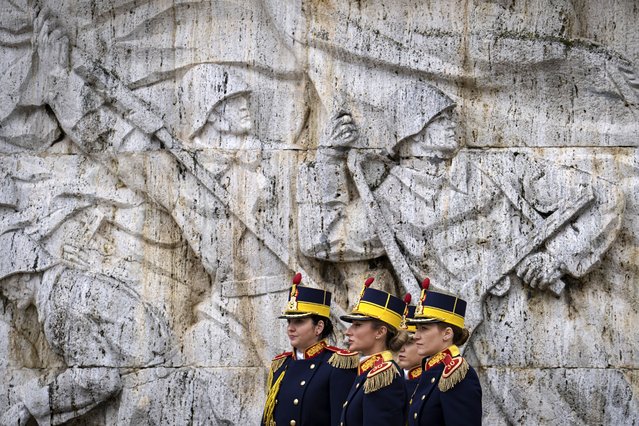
left=0, top=0, right=638, bottom=424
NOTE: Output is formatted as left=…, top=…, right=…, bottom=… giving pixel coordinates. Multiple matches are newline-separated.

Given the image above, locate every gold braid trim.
left=262, top=369, right=286, bottom=426
left=438, top=358, right=469, bottom=392
left=328, top=351, right=359, bottom=369
left=266, top=356, right=288, bottom=389
left=364, top=363, right=398, bottom=394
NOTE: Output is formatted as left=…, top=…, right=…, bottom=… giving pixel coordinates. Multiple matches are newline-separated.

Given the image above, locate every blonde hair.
left=371, top=319, right=410, bottom=352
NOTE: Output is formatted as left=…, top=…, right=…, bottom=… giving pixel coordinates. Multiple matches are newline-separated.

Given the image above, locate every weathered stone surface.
left=0, top=0, right=638, bottom=424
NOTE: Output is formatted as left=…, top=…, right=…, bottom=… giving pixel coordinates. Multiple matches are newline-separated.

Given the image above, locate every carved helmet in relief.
left=390, top=82, right=455, bottom=154
left=175, top=64, right=251, bottom=140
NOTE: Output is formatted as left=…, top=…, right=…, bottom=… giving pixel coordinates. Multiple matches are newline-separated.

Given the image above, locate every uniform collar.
left=406, top=365, right=423, bottom=380
left=424, top=345, right=460, bottom=371
left=358, top=350, right=394, bottom=375
left=293, top=340, right=327, bottom=360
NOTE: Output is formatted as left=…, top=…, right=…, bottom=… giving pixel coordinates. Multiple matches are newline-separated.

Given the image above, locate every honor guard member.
left=398, top=294, right=423, bottom=396
left=406, top=278, right=482, bottom=426
left=338, top=277, right=409, bottom=426
left=262, top=273, right=358, bottom=426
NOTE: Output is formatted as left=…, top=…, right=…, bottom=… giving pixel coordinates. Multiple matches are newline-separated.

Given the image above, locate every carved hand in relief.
left=62, top=243, right=98, bottom=269
left=320, top=111, right=359, bottom=150
left=27, top=10, right=70, bottom=106
left=516, top=252, right=566, bottom=291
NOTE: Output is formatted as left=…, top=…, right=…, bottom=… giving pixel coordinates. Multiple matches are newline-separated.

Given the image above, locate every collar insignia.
left=299, top=340, right=327, bottom=360
left=425, top=345, right=460, bottom=371
left=407, top=365, right=423, bottom=380
left=358, top=350, right=393, bottom=375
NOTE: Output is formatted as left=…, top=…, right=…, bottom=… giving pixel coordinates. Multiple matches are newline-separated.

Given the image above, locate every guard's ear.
left=375, top=324, right=388, bottom=340
left=315, top=319, right=325, bottom=336
left=442, top=326, right=454, bottom=342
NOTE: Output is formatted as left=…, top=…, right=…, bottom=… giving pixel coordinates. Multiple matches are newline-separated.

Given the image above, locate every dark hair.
left=436, top=323, right=470, bottom=346
left=370, top=319, right=410, bottom=352
left=310, top=315, right=334, bottom=341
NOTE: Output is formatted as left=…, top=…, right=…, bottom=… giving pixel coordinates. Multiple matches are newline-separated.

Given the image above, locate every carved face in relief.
left=208, top=94, right=253, bottom=136
left=0, top=274, right=36, bottom=310
left=399, top=108, right=458, bottom=159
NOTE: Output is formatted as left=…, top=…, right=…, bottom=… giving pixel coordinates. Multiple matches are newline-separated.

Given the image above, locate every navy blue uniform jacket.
left=404, top=366, right=422, bottom=399
left=339, top=354, right=407, bottom=426
left=266, top=347, right=357, bottom=426
left=408, top=358, right=482, bottom=425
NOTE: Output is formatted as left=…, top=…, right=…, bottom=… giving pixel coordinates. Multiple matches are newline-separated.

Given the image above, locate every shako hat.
left=407, top=278, right=467, bottom=329
left=278, top=273, right=331, bottom=319
left=340, top=277, right=407, bottom=330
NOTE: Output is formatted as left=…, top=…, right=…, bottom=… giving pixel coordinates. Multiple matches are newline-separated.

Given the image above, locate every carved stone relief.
left=0, top=0, right=638, bottom=424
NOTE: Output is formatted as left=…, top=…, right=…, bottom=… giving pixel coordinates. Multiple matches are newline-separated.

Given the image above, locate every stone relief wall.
left=0, top=0, right=638, bottom=424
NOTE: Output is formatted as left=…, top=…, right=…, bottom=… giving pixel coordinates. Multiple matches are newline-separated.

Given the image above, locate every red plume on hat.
left=287, top=272, right=302, bottom=310
left=415, top=277, right=430, bottom=315
left=354, top=277, right=374, bottom=309
left=421, top=278, right=430, bottom=290
left=400, top=293, right=412, bottom=330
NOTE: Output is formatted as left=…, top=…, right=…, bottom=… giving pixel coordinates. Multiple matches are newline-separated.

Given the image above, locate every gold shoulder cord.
left=438, top=358, right=469, bottom=392
left=263, top=367, right=287, bottom=426
left=328, top=351, right=359, bottom=369
left=364, top=364, right=398, bottom=394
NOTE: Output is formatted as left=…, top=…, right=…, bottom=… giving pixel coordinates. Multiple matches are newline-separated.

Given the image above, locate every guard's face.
left=406, top=110, right=458, bottom=158
left=286, top=317, right=321, bottom=352
left=345, top=320, right=379, bottom=354
left=413, top=323, right=451, bottom=357
left=397, top=336, right=422, bottom=369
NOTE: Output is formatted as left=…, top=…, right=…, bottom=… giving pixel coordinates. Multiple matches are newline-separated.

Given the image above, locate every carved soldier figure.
left=297, top=81, right=624, bottom=331
left=18, top=8, right=292, bottom=356
left=297, top=81, right=625, bottom=422
left=0, top=186, right=180, bottom=425
left=0, top=10, right=289, bottom=424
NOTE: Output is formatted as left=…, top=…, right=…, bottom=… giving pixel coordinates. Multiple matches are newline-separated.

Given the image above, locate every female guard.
left=397, top=295, right=423, bottom=396
left=262, top=273, right=357, bottom=426
left=406, top=278, right=482, bottom=425
left=338, top=277, right=409, bottom=426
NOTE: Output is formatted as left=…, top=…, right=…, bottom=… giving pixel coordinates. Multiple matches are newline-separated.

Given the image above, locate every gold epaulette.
left=270, top=351, right=291, bottom=372
left=327, top=346, right=359, bottom=369
left=364, top=361, right=399, bottom=394
left=438, top=355, right=469, bottom=392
